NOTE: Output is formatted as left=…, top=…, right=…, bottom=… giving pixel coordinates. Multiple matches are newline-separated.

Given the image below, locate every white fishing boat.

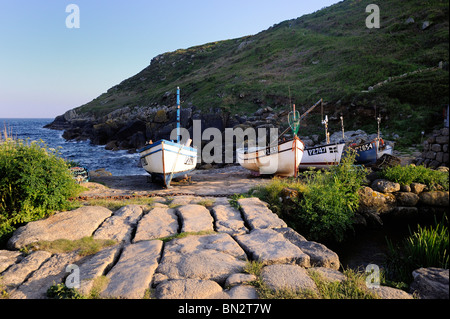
left=298, top=114, right=345, bottom=170
left=138, top=87, right=197, bottom=187
left=299, top=142, right=346, bottom=170
left=237, top=137, right=305, bottom=176
left=139, top=139, right=197, bottom=187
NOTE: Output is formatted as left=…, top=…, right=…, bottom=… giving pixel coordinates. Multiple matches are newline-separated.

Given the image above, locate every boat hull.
left=352, top=140, right=393, bottom=165
left=138, top=140, right=197, bottom=187
left=298, top=142, right=346, bottom=170
left=237, top=138, right=305, bottom=176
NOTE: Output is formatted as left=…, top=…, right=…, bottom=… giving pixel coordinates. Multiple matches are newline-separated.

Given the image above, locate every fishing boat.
left=299, top=143, right=346, bottom=170
left=236, top=137, right=304, bottom=176
left=350, top=117, right=393, bottom=165
left=237, top=99, right=324, bottom=176
left=298, top=115, right=346, bottom=170
left=138, top=87, right=197, bottom=187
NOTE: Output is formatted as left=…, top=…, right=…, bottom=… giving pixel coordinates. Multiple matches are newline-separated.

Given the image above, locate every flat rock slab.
left=410, top=267, right=449, bottom=299
left=7, top=206, right=113, bottom=249
left=234, top=229, right=310, bottom=266
left=211, top=204, right=248, bottom=235
left=0, top=251, right=52, bottom=289
left=237, top=198, right=287, bottom=230
left=274, top=228, right=340, bottom=270
left=93, top=205, right=144, bottom=243
left=261, top=264, right=318, bottom=293
left=156, top=233, right=247, bottom=284
left=0, top=250, right=23, bottom=273
left=133, top=206, right=179, bottom=242
left=9, top=251, right=81, bottom=299
left=101, top=240, right=163, bottom=299
left=176, top=204, right=214, bottom=233
left=155, top=279, right=224, bottom=299
left=77, top=245, right=122, bottom=296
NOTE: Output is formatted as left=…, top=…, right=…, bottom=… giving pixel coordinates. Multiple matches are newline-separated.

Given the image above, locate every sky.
left=0, top=0, right=339, bottom=118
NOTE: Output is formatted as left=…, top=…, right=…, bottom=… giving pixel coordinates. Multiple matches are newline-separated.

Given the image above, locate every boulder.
left=411, top=183, right=427, bottom=194
left=394, top=192, right=420, bottom=207
left=274, top=227, right=339, bottom=270
left=371, top=179, right=400, bottom=193
left=410, top=267, right=449, bottom=299
left=419, top=191, right=449, bottom=207
left=310, top=267, right=346, bottom=283
left=358, top=186, right=396, bottom=215
left=370, top=286, right=413, bottom=299
left=155, top=279, right=224, bottom=299
left=260, top=264, right=318, bottom=294
left=7, top=206, right=113, bottom=250
left=225, top=273, right=257, bottom=287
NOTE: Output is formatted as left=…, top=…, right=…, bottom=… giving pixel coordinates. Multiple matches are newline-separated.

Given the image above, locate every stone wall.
left=356, top=178, right=449, bottom=229
left=414, top=127, right=449, bottom=168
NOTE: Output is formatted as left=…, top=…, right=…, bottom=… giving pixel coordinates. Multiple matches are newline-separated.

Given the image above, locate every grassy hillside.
left=74, top=0, right=448, bottom=146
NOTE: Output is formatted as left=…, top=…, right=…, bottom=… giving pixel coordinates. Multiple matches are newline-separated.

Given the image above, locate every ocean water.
left=1, top=118, right=144, bottom=176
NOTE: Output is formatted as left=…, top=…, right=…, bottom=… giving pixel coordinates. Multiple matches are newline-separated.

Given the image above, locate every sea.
left=1, top=118, right=144, bottom=176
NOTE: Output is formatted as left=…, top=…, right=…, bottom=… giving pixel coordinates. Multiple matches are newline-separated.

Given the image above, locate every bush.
left=250, top=150, right=366, bottom=243
left=0, top=137, right=82, bottom=244
left=380, top=164, right=449, bottom=191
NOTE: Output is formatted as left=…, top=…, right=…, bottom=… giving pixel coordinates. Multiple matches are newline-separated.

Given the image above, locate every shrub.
left=0, top=137, right=83, bottom=244
left=250, top=150, right=366, bottom=243
left=380, top=164, right=449, bottom=190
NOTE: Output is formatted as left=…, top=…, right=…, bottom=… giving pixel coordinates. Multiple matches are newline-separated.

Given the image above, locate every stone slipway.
left=0, top=196, right=412, bottom=299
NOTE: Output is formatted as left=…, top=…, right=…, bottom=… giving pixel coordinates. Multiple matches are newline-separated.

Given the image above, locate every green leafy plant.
left=47, top=283, right=85, bottom=299
left=380, top=164, right=449, bottom=190
left=249, top=150, right=366, bottom=243
left=0, top=136, right=83, bottom=244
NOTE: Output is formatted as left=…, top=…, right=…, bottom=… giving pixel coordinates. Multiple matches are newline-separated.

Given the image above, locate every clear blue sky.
left=0, top=0, right=338, bottom=118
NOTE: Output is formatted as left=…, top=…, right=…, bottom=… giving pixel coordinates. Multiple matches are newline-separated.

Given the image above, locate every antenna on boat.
left=176, top=86, right=181, bottom=144
left=340, top=115, right=345, bottom=140
left=377, top=116, right=381, bottom=141
left=322, top=115, right=330, bottom=144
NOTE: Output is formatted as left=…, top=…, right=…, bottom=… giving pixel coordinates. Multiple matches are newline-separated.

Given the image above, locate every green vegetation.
left=384, top=217, right=449, bottom=284
left=23, top=236, right=117, bottom=257
left=72, top=0, right=448, bottom=148
left=0, top=134, right=83, bottom=245
left=380, top=164, right=449, bottom=190
left=250, top=151, right=366, bottom=243
left=243, top=260, right=378, bottom=299
left=79, top=196, right=155, bottom=211
left=47, top=283, right=85, bottom=299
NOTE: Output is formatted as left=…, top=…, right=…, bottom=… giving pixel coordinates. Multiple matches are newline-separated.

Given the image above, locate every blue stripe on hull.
left=355, top=147, right=377, bottom=164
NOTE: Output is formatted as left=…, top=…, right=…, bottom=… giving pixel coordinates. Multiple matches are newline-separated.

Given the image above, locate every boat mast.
left=340, top=116, right=345, bottom=140
left=177, top=86, right=181, bottom=144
